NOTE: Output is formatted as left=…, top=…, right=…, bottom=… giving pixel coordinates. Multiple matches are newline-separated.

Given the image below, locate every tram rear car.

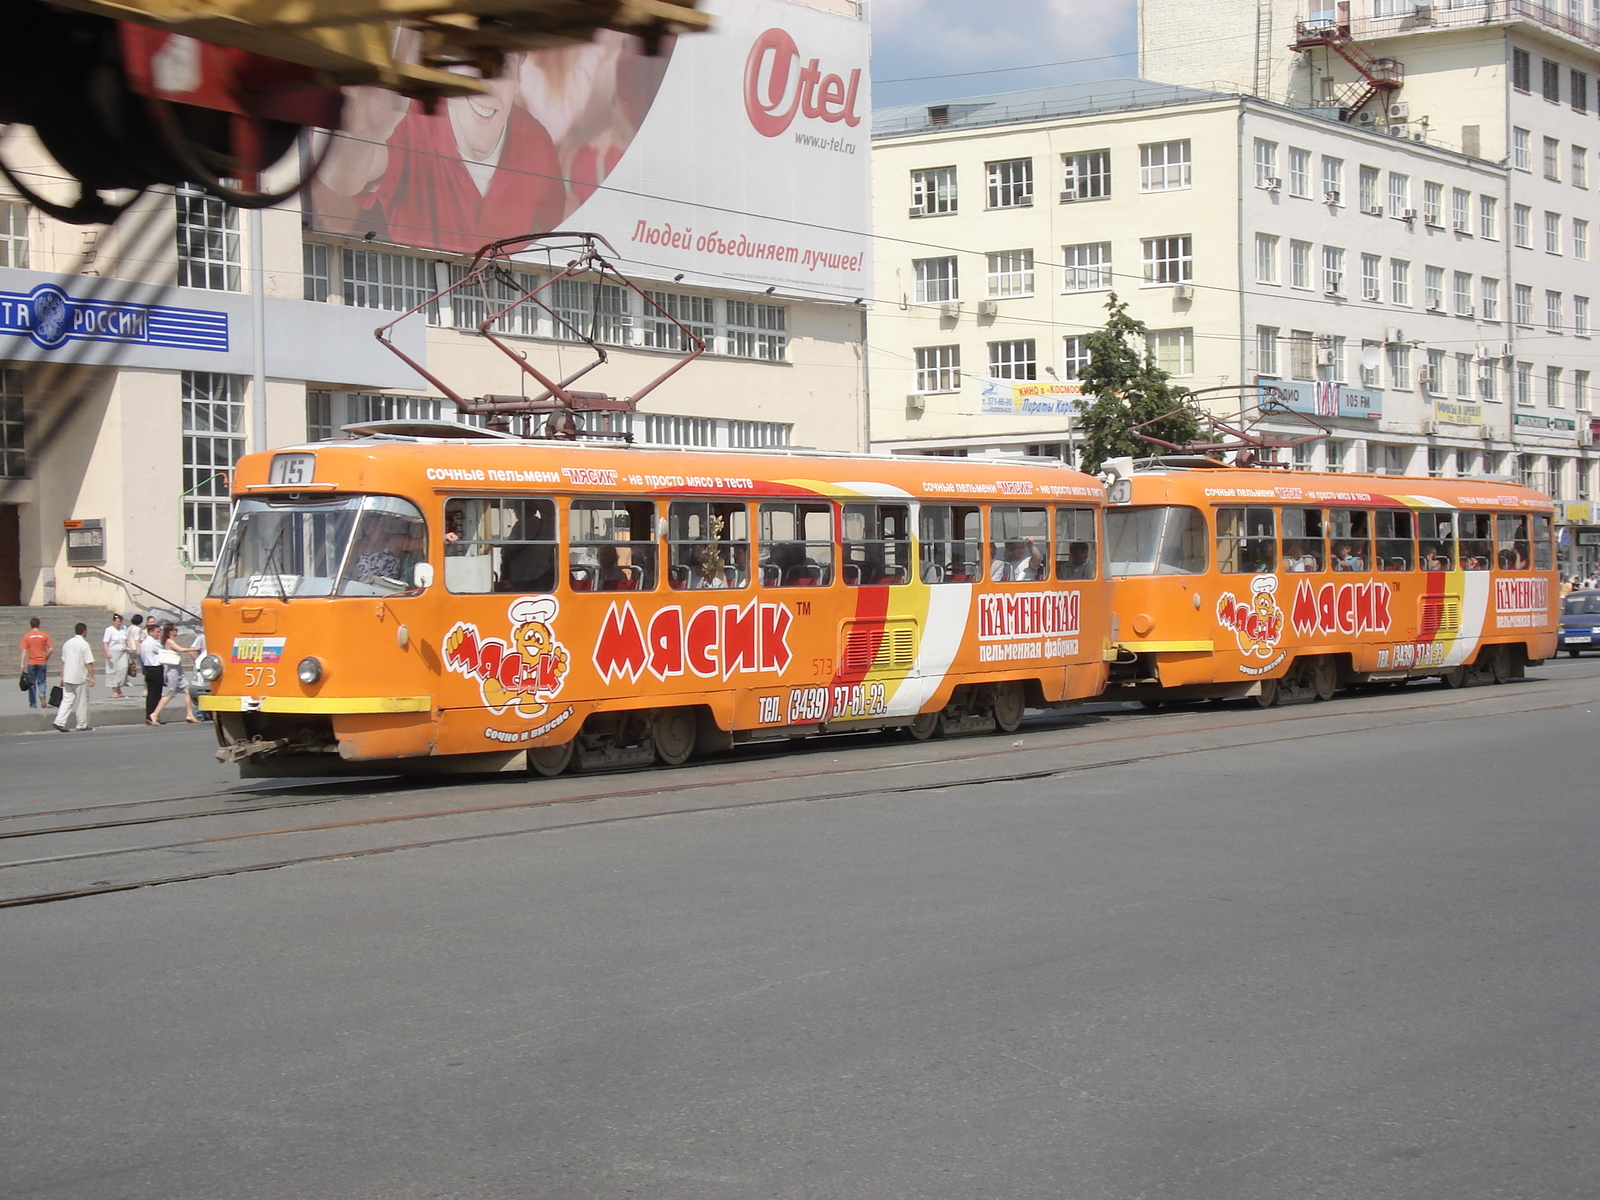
left=199, top=435, right=1112, bottom=775
left=1104, top=465, right=1559, bottom=705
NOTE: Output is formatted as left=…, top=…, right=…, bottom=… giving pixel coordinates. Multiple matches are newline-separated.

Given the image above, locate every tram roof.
left=1124, top=464, right=1555, bottom=511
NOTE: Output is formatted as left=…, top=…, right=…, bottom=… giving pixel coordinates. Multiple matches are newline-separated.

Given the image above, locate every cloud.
left=871, top=0, right=1137, bottom=105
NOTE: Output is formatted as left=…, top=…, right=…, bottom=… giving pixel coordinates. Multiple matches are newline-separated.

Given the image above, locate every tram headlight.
left=196, top=654, right=223, bottom=683
left=297, top=656, right=324, bottom=685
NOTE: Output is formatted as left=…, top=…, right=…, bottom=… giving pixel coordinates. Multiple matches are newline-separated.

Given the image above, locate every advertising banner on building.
left=1433, top=399, right=1483, bottom=426
left=1260, top=380, right=1382, bottom=420
left=978, top=378, right=1082, bottom=416
left=303, top=0, right=870, bottom=298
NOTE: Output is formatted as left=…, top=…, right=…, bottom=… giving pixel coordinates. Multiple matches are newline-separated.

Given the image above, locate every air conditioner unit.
left=1413, top=3, right=1434, bottom=22
left=1425, top=214, right=1443, bottom=228
left=1410, top=128, right=1426, bottom=142
left=940, top=302, right=960, bottom=319
left=1426, top=302, right=1443, bottom=312
left=1316, top=348, right=1337, bottom=365
left=1324, top=190, right=1342, bottom=205
left=1389, top=102, right=1410, bottom=120
left=1403, top=207, right=1418, bottom=221
left=1386, top=327, right=1407, bottom=343
left=1418, top=368, right=1437, bottom=388
left=906, top=393, right=927, bottom=411
left=976, top=299, right=997, bottom=317
left=1172, top=283, right=1194, bottom=300
left=1364, top=288, right=1382, bottom=301
left=1452, top=219, right=1469, bottom=232
left=1357, top=110, right=1378, bottom=125
left=1499, top=342, right=1513, bottom=356
left=1366, top=204, right=1384, bottom=216
left=1262, top=176, right=1282, bottom=192
left=1325, top=284, right=1344, bottom=297
left=1462, top=305, right=1476, bottom=317
left=908, top=206, right=926, bottom=218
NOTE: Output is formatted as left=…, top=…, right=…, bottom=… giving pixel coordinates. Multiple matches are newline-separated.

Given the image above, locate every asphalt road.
left=3, top=662, right=1598, bottom=1199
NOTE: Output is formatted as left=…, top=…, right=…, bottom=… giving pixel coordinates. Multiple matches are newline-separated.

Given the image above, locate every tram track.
left=1, top=677, right=1591, bottom=909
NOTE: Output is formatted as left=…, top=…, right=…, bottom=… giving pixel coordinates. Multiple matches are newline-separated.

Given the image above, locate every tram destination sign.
left=0, top=282, right=228, bottom=353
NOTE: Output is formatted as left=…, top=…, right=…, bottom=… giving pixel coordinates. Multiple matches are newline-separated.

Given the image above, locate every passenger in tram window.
left=1374, top=509, right=1415, bottom=570
left=990, top=538, right=1044, bottom=581
left=1060, top=542, right=1094, bottom=580
left=1420, top=544, right=1447, bottom=571
left=1459, top=513, right=1493, bottom=570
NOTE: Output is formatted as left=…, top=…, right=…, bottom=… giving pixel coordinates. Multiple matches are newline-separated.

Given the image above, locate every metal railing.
left=1352, top=0, right=1600, bottom=50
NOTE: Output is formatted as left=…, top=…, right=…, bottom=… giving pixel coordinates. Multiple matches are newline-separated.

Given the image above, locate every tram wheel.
left=1253, top=677, right=1280, bottom=708
left=907, top=710, right=944, bottom=741
left=992, top=681, right=1026, bottom=734
left=652, top=707, right=697, bottom=766
left=528, top=741, right=575, bottom=777
left=1441, top=665, right=1468, bottom=689
left=1490, top=646, right=1512, bottom=684
left=1310, top=656, right=1338, bottom=702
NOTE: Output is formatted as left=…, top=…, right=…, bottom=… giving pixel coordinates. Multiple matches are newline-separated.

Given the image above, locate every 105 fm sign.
left=743, top=26, right=863, bottom=137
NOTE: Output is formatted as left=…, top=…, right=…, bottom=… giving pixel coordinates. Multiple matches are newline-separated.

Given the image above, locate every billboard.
left=304, top=0, right=870, bottom=298
left=978, top=378, right=1081, bottom=416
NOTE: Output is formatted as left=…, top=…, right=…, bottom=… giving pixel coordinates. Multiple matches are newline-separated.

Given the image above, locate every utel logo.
left=743, top=27, right=863, bottom=138
left=593, top=600, right=793, bottom=683
left=1495, top=576, right=1548, bottom=613
left=1290, top=580, right=1393, bottom=637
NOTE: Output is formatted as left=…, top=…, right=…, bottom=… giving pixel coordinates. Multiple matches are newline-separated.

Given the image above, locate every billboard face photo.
left=305, top=0, right=870, bottom=298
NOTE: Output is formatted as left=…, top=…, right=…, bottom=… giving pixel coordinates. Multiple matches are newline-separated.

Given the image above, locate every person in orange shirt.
left=19, top=617, right=52, bottom=709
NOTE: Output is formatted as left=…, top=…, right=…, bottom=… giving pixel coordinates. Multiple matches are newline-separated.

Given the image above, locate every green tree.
left=1073, top=293, right=1199, bottom=473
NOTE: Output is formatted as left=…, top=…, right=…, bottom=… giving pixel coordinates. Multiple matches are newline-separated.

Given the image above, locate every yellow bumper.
left=1114, top=640, right=1216, bottom=653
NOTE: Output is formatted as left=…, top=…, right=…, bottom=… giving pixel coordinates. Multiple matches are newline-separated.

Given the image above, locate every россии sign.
left=0, top=282, right=228, bottom=353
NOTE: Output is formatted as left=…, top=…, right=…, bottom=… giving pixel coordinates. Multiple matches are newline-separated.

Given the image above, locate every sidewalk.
left=4, top=687, right=211, bottom=735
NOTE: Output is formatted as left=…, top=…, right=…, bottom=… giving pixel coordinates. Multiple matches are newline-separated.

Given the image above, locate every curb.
left=0, top=707, right=210, bottom=735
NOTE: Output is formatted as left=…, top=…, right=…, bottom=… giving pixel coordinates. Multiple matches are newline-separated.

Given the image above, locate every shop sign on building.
left=978, top=378, right=1082, bottom=416
left=1260, top=380, right=1382, bottom=420
left=1513, top=412, right=1578, bottom=433
left=1433, top=399, right=1483, bottom=426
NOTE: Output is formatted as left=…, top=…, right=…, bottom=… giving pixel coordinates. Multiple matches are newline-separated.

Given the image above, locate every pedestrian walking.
left=138, top=621, right=165, bottom=722
left=53, top=623, right=95, bottom=732
left=149, top=623, right=200, bottom=725
left=18, top=617, right=52, bottom=709
left=102, top=613, right=128, bottom=699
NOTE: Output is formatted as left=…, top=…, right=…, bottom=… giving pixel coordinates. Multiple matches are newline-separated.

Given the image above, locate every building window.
left=1575, top=69, right=1590, bottom=112
left=1141, top=235, right=1193, bottom=285
left=1574, top=145, right=1589, bottom=187
left=1139, top=140, right=1191, bottom=191
left=728, top=420, right=791, bottom=448
left=302, top=242, right=330, bottom=302
left=1428, top=447, right=1449, bottom=478
left=726, top=300, right=787, bottom=361
left=1515, top=284, right=1534, bottom=325
left=1547, top=290, right=1564, bottom=333
left=1449, top=187, right=1469, bottom=231
left=0, top=201, right=28, bottom=268
left=1513, top=128, right=1531, bottom=171
left=1148, top=328, right=1194, bottom=376
left=1575, top=218, right=1589, bottom=260
left=1453, top=271, right=1473, bottom=316
left=1454, top=352, right=1473, bottom=398
left=1423, top=181, right=1443, bottom=225
left=988, top=339, right=1037, bottom=380
left=1359, top=164, right=1380, bottom=212
left=1326, top=439, right=1347, bottom=472
left=1544, top=136, right=1562, bottom=180
left=1425, top=265, right=1444, bottom=310
left=1062, top=242, right=1112, bottom=291
left=453, top=264, right=540, bottom=337
left=1480, top=195, right=1498, bottom=239
left=0, top=368, right=23, bottom=479
left=181, top=372, right=244, bottom=567
left=1360, top=341, right=1380, bottom=388
left=1322, top=335, right=1346, bottom=383
left=348, top=392, right=442, bottom=423
left=1361, top=253, right=1381, bottom=301
left=1426, top=348, right=1446, bottom=395
left=1516, top=361, right=1533, bottom=406
left=638, top=415, right=714, bottom=447
left=1543, top=57, right=1561, bottom=102
left=1576, top=295, right=1590, bottom=336
left=1322, top=155, right=1343, bottom=201
left=642, top=290, right=714, bottom=353
left=1063, top=335, right=1092, bottom=380
left=910, top=166, right=957, bottom=216
left=1387, top=172, right=1410, bottom=216
left=1257, top=325, right=1279, bottom=376
left=1255, top=233, right=1279, bottom=283
left=986, top=249, right=1034, bottom=297
left=1577, top=369, right=1591, bottom=411
left=914, top=345, right=961, bottom=393
left=1387, top=344, right=1411, bottom=390
left=986, top=158, right=1033, bottom=208
left=1546, top=211, right=1563, bottom=253
left=1288, top=147, right=1311, bottom=197
left=1479, top=357, right=1499, bottom=401
left=1323, top=245, right=1345, bottom=295
left=913, top=256, right=959, bottom=303
left=175, top=185, right=241, bottom=291
left=549, top=277, right=630, bottom=345
left=305, top=389, right=334, bottom=442
left=342, top=248, right=436, bottom=313
left=1482, top=277, right=1499, bottom=321
left=1292, top=240, right=1313, bottom=289
left=1512, top=47, right=1531, bottom=92
left=1061, top=150, right=1111, bottom=202
left=1389, top=258, right=1409, bottom=306
left=1547, top=365, right=1564, bottom=406
left=1289, top=329, right=1315, bottom=380
left=1514, top=204, right=1531, bottom=247
left=1254, top=138, right=1278, bottom=187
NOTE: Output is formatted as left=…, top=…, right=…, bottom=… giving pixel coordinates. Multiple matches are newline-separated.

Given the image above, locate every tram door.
left=0, top=505, right=19, bottom=605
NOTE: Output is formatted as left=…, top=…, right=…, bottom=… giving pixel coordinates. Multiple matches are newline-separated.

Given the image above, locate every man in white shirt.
left=54, top=623, right=95, bottom=732
left=990, top=539, right=1044, bottom=582
left=102, top=613, right=128, bottom=699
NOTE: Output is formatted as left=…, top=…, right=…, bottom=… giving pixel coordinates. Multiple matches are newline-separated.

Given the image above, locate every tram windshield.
left=209, top=496, right=429, bottom=598
left=1104, top=505, right=1208, bottom=576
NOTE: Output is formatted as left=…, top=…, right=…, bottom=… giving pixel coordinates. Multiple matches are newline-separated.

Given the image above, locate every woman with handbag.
left=147, top=624, right=200, bottom=725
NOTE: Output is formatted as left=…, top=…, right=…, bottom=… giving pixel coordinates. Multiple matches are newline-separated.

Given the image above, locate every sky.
left=868, top=0, right=1140, bottom=109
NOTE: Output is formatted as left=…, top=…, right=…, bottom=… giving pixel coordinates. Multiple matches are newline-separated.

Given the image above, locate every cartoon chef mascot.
left=482, top=596, right=570, bottom=718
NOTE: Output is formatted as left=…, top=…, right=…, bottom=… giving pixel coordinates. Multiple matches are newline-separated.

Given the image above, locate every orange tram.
left=198, top=427, right=1111, bottom=776
left=196, top=430, right=1560, bottom=777
left=1101, top=460, right=1559, bottom=705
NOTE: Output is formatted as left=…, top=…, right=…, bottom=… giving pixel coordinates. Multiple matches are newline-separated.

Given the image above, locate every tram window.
left=990, top=507, right=1050, bottom=581
left=208, top=495, right=364, bottom=598
left=443, top=498, right=556, bottom=594
left=1458, top=512, right=1493, bottom=571
left=842, top=504, right=912, bottom=586
left=666, top=501, right=749, bottom=590
left=759, top=502, right=834, bottom=587
left=1375, top=509, right=1415, bottom=571
left=1054, top=507, right=1097, bottom=580
left=1328, top=508, right=1371, bottom=572
left=1531, top=513, right=1554, bottom=570
left=1216, top=507, right=1276, bottom=574
left=1495, top=512, right=1531, bottom=570
left=918, top=505, right=983, bottom=583
left=1104, top=506, right=1207, bottom=575
left=1281, top=507, right=1325, bottom=573
left=1417, top=511, right=1456, bottom=571
left=569, top=499, right=658, bottom=592
left=339, top=497, right=430, bottom=596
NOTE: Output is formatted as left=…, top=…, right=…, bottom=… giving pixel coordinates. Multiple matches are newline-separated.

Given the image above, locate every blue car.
left=1559, top=590, right=1600, bottom=656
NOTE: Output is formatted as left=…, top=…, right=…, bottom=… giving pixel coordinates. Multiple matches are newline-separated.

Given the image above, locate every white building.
left=0, top=0, right=871, bottom=610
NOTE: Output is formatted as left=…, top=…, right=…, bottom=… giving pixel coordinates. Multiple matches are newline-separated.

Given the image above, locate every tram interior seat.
left=600, top=565, right=643, bottom=591
left=921, top=562, right=944, bottom=584
left=761, top=564, right=782, bottom=588
left=843, top=564, right=862, bottom=587
left=786, top=565, right=824, bottom=587
left=874, top=564, right=909, bottom=585
left=570, top=565, right=596, bottom=592
left=668, top=564, right=690, bottom=588
left=947, top=561, right=978, bottom=583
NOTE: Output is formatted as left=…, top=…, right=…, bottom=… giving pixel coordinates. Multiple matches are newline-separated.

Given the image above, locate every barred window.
left=1063, top=242, right=1111, bottom=291
left=913, top=256, right=959, bottom=302
left=1141, top=234, right=1192, bottom=284
left=728, top=420, right=790, bottom=448
left=914, top=345, right=960, bottom=393
left=910, top=166, right=957, bottom=216
left=175, top=185, right=240, bottom=291
left=451, top=265, right=540, bottom=336
left=986, top=249, right=1034, bottom=297
left=988, top=339, right=1036, bottom=380
left=640, top=414, right=714, bottom=446
left=182, top=372, right=245, bottom=566
left=0, top=367, right=23, bottom=478
left=986, top=158, right=1033, bottom=208
left=306, top=389, right=334, bottom=442
left=727, top=301, right=786, bottom=361
left=0, top=201, right=29, bottom=269
left=643, top=290, right=715, bottom=352
left=1289, top=329, right=1315, bottom=380
left=1139, top=140, right=1191, bottom=191
left=342, top=248, right=436, bottom=314
left=549, top=277, right=631, bottom=345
